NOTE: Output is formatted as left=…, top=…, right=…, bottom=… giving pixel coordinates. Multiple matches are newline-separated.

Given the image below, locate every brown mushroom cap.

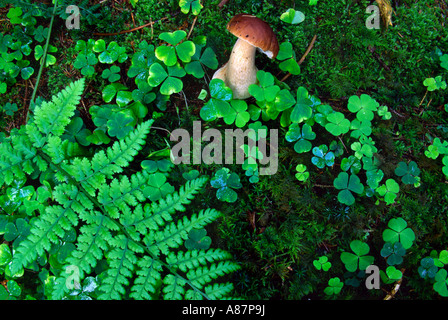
left=227, top=14, right=279, bottom=59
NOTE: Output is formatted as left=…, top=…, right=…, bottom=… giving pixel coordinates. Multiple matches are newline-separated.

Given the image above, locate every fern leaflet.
left=1, top=79, right=239, bottom=300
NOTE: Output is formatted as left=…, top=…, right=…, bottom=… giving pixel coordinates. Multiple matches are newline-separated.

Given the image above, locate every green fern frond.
left=146, top=208, right=221, bottom=256
left=63, top=120, right=154, bottom=196
left=9, top=188, right=80, bottom=274
left=167, top=249, right=233, bottom=273
left=204, top=283, right=235, bottom=300
left=162, top=274, right=188, bottom=300
left=129, top=176, right=208, bottom=234
left=34, top=78, right=85, bottom=137
left=130, top=256, right=163, bottom=300
left=0, top=134, right=37, bottom=186
left=2, top=79, right=238, bottom=301
left=187, top=261, right=241, bottom=289
left=98, top=235, right=143, bottom=300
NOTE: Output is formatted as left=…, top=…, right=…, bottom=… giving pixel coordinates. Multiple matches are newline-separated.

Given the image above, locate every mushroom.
left=212, top=14, right=279, bottom=99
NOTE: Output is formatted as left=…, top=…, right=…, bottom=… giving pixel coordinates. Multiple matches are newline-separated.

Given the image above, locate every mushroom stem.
left=223, top=38, right=258, bottom=99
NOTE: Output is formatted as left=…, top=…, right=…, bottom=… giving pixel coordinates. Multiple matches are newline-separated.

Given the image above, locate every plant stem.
left=26, top=0, right=58, bottom=123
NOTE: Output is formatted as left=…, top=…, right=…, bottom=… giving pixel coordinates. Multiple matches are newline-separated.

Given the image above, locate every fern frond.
left=9, top=185, right=80, bottom=274
left=44, top=136, right=66, bottom=164
left=130, top=256, right=163, bottom=300
left=186, top=261, right=241, bottom=289
left=34, top=78, right=85, bottom=137
left=162, top=274, right=187, bottom=300
left=98, top=235, right=143, bottom=300
left=145, top=208, right=221, bottom=256
left=166, top=249, right=233, bottom=273
left=129, top=176, right=208, bottom=234
left=0, top=134, right=36, bottom=187
left=63, top=119, right=154, bottom=196
left=204, top=283, right=235, bottom=300
left=98, top=172, right=149, bottom=220
left=2, top=79, right=239, bottom=300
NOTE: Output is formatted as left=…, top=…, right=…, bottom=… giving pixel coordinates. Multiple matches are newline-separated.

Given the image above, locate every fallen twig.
left=368, top=45, right=391, bottom=72
left=93, top=17, right=169, bottom=36
left=384, top=269, right=405, bottom=300
left=187, top=15, right=198, bottom=40
left=218, top=0, right=230, bottom=8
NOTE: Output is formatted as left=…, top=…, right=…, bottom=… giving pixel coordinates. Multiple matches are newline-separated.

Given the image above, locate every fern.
left=1, top=79, right=239, bottom=300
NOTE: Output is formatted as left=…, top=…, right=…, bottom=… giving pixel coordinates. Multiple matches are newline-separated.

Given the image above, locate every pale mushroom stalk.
left=212, top=14, right=279, bottom=100
left=219, top=38, right=258, bottom=99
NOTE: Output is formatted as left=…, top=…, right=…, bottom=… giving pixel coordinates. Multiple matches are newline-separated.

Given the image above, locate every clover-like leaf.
left=312, top=144, right=334, bottom=168
left=127, top=42, right=156, bottom=85
left=313, top=256, right=332, bottom=271
left=34, top=45, right=57, bottom=67
left=435, top=250, right=448, bottom=267
left=280, top=8, right=305, bottom=24
left=441, top=54, right=448, bottom=71
left=0, top=243, right=12, bottom=266
left=340, top=240, right=374, bottom=272
left=347, top=94, right=379, bottom=121
left=249, top=71, right=280, bottom=102
left=185, top=228, right=211, bottom=250
left=185, top=46, right=218, bottom=78
left=395, top=161, right=420, bottom=185
left=95, top=41, right=128, bottom=64
left=380, top=266, right=403, bottom=284
left=142, top=158, right=173, bottom=173
left=148, top=63, right=185, bottom=95
left=143, top=172, right=175, bottom=202
left=434, top=269, right=448, bottom=297
left=341, top=156, right=362, bottom=174
left=382, top=217, right=415, bottom=249
left=7, top=7, right=23, bottom=24
left=176, top=40, right=196, bottom=63
left=274, top=89, right=295, bottom=112
left=290, top=87, right=313, bottom=123
left=366, top=168, right=384, bottom=190
left=101, top=65, right=121, bottom=82
left=182, top=169, right=200, bottom=181
left=325, top=112, right=350, bottom=136
left=106, top=111, right=134, bottom=139
left=424, top=76, right=447, bottom=91
left=376, top=179, right=400, bottom=205
left=247, top=121, right=267, bottom=142
left=333, top=172, right=364, bottom=206
left=155, top=45, right=177, bottom=66
left=276, top=41, right=300, bottom=75
left=102, top=83, right=128, bottom=103
left=200, top=79, right=233, bottom=121
left=223, top=100, right=250, bottom=128
left=350, top=119, right=372, bottom=139
left=351, top=141, right=374, bottom=159
left=380, top=242, right=406, bottom=266
left=418, top=257, right=438, bottom=279
left=377, top=105, right=392, bottom=120
left=3, top=102, right=18, bottom=116
left=295, top=164, right=309, bottom=182
left=324, top=277, right=343, bottom=295
left=286, top=123, right=316, bottom=153
left=179, top=0, right=203, bottom=15
left=159, top=30, right=187, bottom=46
left=210, top=168, right=242, bottom=203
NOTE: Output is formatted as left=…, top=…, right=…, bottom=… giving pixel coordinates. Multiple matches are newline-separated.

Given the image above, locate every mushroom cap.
left=227, top=14, right=279, bottom=59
